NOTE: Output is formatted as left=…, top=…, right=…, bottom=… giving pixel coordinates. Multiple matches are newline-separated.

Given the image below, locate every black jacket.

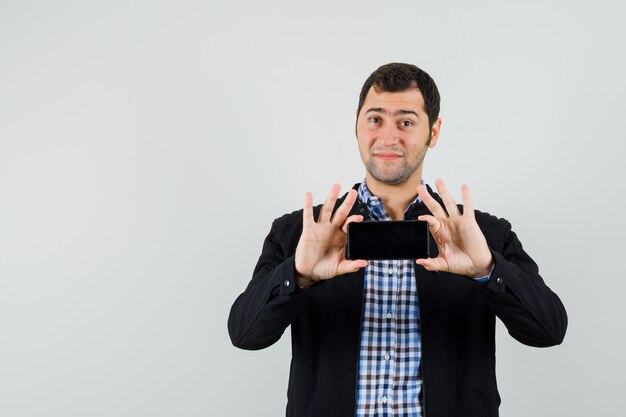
left=228, top=185, right=567, bottom=417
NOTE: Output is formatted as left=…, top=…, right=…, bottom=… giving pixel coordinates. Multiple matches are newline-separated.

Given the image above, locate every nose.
left=377, top=124, right=400, bottom=146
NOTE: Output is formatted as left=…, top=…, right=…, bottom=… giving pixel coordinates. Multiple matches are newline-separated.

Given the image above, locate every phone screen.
left=346, top=220, right=430, bottom=260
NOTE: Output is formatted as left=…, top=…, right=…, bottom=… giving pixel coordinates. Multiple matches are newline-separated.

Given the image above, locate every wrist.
left=296, top=276, right=318, bottom=289
left=471, top=255, right=494, bottom=278
left=294, top=263, right=319, bottom=288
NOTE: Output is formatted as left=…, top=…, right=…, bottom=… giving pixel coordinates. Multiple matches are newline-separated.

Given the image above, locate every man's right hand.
left=294, top=184, right=368, bottom=287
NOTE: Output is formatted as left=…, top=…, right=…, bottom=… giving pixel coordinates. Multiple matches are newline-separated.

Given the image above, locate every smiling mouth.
left=374, top=153, right=403, bottom=161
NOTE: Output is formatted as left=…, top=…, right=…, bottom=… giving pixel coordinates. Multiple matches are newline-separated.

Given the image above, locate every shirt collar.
left=357, top=178, right=424, bottom=221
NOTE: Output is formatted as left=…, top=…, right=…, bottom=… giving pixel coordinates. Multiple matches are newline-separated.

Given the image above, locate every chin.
left=369, top=167, right=420, bottom=187
left=371, top=172, right=411, bottom=186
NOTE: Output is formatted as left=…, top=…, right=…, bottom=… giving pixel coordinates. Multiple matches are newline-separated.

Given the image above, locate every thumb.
left=341, top=214, right=364, bottom=234
left=416, top=257, right=449, bottom=272
left=337, top=259, right=368, bottom=275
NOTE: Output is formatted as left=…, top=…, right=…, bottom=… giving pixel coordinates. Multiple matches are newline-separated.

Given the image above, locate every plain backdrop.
left=1, top=0, right=625, bottom=416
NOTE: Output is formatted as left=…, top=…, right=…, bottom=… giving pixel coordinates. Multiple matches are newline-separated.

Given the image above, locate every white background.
left=1, top=0, right=624, bottom=416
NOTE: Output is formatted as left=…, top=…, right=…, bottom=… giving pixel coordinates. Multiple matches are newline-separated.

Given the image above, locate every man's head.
left=355, top=63, right=442, bottom=187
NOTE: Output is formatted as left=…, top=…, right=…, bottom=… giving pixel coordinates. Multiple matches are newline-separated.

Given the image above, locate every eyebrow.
left=365, top=107, right=419, bottom=118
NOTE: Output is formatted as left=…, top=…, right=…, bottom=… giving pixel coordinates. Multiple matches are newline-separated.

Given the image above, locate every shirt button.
left=284, top=280, right=290, bottom=287
left=381, top=396, right=388, bottom=404
left=496, top=277, right=503, bottom=285
left=384, top=353, right=390, bottom=360
left=386, top=312, right=393, bottom=319
left=387, top=267, right=394, bottom=275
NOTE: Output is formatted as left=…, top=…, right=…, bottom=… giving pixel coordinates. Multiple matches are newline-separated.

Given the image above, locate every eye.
left=399, top=120, right=414, bottom=128
left=368, top=116, right=381, bottom=124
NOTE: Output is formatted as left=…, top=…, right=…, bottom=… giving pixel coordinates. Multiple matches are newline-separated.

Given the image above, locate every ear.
left=428, top=118, right=442, bottom=148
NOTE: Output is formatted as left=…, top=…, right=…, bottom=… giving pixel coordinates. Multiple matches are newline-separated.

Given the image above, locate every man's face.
left=356, top=87, right=440, bottom=186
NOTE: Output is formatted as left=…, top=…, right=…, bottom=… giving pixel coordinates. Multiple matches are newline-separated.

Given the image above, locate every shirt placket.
left=378, top=259, right=400, bottom=416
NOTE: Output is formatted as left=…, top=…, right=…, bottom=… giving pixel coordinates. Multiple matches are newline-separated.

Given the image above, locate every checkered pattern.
left=355, top=180, right=424, bottom=417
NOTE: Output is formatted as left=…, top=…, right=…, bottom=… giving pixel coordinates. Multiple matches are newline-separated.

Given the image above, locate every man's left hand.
left=416, top=179, right=494, bottom=278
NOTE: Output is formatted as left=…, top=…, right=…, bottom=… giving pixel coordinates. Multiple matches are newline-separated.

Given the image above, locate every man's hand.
left=294, top=184, right=369, bottom=287
left=416, top=179, right=494, bottom=278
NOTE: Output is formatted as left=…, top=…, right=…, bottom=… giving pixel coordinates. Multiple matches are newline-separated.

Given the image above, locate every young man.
left=228, top=63, right=567, bottom=417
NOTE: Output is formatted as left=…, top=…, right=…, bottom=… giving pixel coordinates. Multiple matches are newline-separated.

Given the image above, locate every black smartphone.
left=346, top=220, right=430, bottom=260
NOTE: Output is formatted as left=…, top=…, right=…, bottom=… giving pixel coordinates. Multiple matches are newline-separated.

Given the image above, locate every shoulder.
left=273, top=207, right=305, bottom=231
left=473, top=209, right=511, bottom=231
left=270, top=203, right=321, bottom=246
left=270, top=186, right=358, bottom=243
left=272, top=187, right=357, bottom=230
left=472, top=208, right=513, bottom=250
left=456, top=203, right=511, bottom=233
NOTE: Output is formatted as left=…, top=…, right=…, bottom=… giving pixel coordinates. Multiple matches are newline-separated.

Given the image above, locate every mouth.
left=373, top=152, right=403, bottom=161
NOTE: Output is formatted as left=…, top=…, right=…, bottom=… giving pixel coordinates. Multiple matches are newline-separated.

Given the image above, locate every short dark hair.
left=357, top=63, right=440, bottom=128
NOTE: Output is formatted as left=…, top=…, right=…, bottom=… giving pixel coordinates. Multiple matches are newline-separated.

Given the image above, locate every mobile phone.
left=346, top=220, right=430, bottom=260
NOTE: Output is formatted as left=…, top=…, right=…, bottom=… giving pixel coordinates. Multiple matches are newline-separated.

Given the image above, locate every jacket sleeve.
left=227, top=218, right=316, bottom=350
left=481, top=219, right=568, bottom=347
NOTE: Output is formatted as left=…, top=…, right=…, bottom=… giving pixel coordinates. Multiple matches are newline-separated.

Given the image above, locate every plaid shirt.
left=355, top=179, right=424, bottom=417
left=354, top=180, right=491, bottom=416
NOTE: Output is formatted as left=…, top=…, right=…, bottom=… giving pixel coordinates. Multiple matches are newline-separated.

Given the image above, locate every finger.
left=337, top=259, right=369, bottom=275
left=341, top=214, right=364, bottom=234
left=460, top=184, right=475, bottom=218
left=319, top=183, right=341, bottom=222
left=303, top=192, right=314, bottom=227
left=435, top=179, right=460, bottom=216
left=417, top=214, right=440, bottom=236
left=417, top=184, right=447, bottom=219
left=416, top=257, right=449, bottom=272
left=331, top=189, right=358, bottom=227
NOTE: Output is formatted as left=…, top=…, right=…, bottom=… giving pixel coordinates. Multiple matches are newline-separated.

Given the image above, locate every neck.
left=365, top=173, right=423, bottom=221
